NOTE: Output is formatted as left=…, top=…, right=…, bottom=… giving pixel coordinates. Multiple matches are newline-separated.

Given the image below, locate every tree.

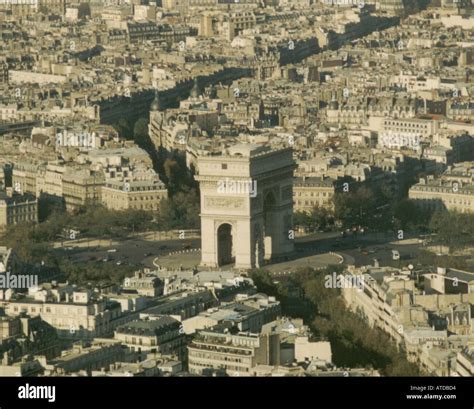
left=334, top=186, right=376, bottom=229
left=393, top=199, right=421, bottom=230
left=133, top=117, right=149, bottom=145
left=162, top=154, right=197, bottom=196
left=294, top=206, right=334, bottom=232
left=249, top=269, right=287, bottom=299
left=291, top=266, right=421, bottom=375
left=293, top=211, right=314, bottom=231
left=429, top=211, right=474, bottom=251
left=157, top=189, right=200, bottom=230
left=311, top=205, right=333, bottom=230
left=163, top=159, right=183, bottom=194
left=113, top=118, right=132, bottom=139
left=78, top=3, right=91, bottom=18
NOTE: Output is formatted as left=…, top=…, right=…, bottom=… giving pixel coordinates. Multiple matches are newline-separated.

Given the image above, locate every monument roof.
left=226, top=143, right=271, bottom=158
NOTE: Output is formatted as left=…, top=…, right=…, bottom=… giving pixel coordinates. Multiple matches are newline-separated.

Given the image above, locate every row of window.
left=103, top=195, right=164, bottom=201
left=416, top=199, right=473, bottom=212
left=294, top=191, right=331, bottom=197
left=6, top=205, right=36, bottom=213
left=295, top=200, right=330, bottom=207
left=385, top=121, right=429, bottom=129
left=7, top=214, right=36, bottom=224
left=190, top=352, right=245, bottom=363
left=12, top=305, right=88, bottom=316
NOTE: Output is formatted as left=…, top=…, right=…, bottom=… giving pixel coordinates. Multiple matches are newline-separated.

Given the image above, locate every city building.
left=409, top=162, right=474, bottom=213
left=293, top=176, right=336, bottom=213
left=188, top=327, right=280, bottom=376
left=0, top=189, right=38, bottom=229
left=115, top=316, right=187, bottom=358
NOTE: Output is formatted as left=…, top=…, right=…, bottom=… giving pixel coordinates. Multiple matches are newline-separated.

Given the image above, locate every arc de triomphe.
left=195, top=143, right=296, bottom=269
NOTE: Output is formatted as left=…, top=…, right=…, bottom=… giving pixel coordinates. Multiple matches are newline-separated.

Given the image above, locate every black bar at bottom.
left=0, top=376, right=471, bottom=409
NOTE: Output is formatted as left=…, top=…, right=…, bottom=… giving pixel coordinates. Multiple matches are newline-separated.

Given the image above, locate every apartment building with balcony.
left=188, top=327, right=280, bottom=376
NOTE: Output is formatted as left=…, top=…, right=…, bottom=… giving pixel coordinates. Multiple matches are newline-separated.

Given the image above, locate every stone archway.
left=217, top=223, right=234, bottom=266
left=196, top=145, right=295, bottom=269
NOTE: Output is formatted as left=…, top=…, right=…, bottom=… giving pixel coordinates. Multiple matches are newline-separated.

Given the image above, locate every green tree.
left=293, top=211, right=314, bottom=230
left=290, top=266, right=421, bottom=376
left=311, top=205, right=333, bottom=230
left=78, top=3, right=91, bottom=18
left=334, top=186, right=376, bottom=229
left=429, top=211, right=474, bottom=251
left=157, top=189, right=200, bottom=230
left=393, top=199, right=419, bottom=230
left=113, top=118, right=132, bottom=139
left=249, top=269, right=287, bottom=299
left=133, top=117, right=149, bottom=145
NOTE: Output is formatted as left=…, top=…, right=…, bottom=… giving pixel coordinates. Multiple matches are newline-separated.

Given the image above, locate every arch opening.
left=217, top=223, right=234, bottom=266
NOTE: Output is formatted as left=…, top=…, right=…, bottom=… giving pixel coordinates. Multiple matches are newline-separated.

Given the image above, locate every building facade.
left=188, top=329, right=280, bottom=376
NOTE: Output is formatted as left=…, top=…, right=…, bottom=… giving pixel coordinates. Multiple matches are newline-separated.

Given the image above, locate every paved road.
left=294, top=231, right=422, bottom=268
left=55, top=230, right=423, bottom=271
left=54, top=236, right=201, bottom=268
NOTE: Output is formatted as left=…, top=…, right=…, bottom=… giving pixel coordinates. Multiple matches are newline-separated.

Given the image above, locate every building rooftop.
left=116, top=316, right=180, bottom=337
